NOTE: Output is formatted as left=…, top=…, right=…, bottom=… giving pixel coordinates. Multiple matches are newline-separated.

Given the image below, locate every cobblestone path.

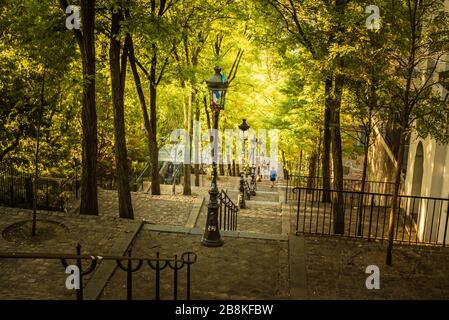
left=2, top=179, right=449, bottom=300
left=99, top=188, right=201, bottom=226
left=195, top=188, right=283, bottom=235
left=100, top=230, right=290, bottom=300
left=303, top=235, right=449, bottom=299
left=0, top=207, right=139, bottom=299
left=287, top=196, right=449, bottom=299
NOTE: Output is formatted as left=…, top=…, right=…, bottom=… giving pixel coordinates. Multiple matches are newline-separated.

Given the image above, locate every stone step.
left=142, top=223, right=288, bottom=241
left=84, top=220, right=144, bottom=300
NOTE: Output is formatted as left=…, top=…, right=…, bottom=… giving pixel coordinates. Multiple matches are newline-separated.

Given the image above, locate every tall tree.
left=264, top=0, right=352, bottom=233
left=60, top=0, right=98, bottom=215
left=383, top=0, right=449, bottom=265
left=109, top=4, right=134, bottom=219
left=172, top=0, right=241, bottom=193
left=344, top=28, right=390, bottom=235
left=126, top=0, right=177, bottom=195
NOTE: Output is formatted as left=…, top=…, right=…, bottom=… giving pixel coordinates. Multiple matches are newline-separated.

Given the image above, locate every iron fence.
left=249, top=175, right=257, bottom=196
left=0, top=166, right=32, bottom=208
left=0, top=166, right=77, bottom=212
left=0, top=244, right=197, bottom=300
left=132, top=163, right=150, bottom=191
left=218, top=190, right=238, bottom=231
left=243, top=179, right=252, bottom=200
left=97, top=174, right=116, bottom=190
left=293, top=187, right=449, bottom=246
left=285, top=175, right=398, bottom=203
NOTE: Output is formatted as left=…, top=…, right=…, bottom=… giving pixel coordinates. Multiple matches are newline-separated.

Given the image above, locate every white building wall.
left=405, top=130, right=449, bottom=244
left=404, top=132, right=434, bottom=196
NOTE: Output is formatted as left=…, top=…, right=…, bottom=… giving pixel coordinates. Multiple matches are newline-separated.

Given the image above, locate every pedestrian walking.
left=270, top=168, right=277, bottom=188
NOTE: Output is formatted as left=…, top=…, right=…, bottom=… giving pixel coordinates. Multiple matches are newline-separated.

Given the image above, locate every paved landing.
left=100, top=230, right=290, bottom=300
left=3, top=181, right=449, bottom=300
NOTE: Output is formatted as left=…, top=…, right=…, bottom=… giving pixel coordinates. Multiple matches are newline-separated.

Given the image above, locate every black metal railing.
left=0, top=166, right=77, bottom=212
left=40, top=176, right=79, bottom=211
left=243, top=179, right=252, bottom=200
left=98, top=170, right=151, bottom=192
left=218, top=190, right=238, bottom=231
left=97, top=174, right=116, bottom=190
left=0, top=244, right=197, bottom=300
left=163, top=163, right=183, bottom=185
left=131, top=163, right=150, bottom=192
left=249, top=174, right=257, bottom=196
left=0, top=166, right=32, bottom=208
left=293, top=187, right=449, bottom=246
left=285, top=175, right=398, bottom=203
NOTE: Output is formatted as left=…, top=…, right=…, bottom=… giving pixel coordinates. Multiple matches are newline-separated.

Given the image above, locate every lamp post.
left=238, top=119, right=250, bottom=174
left=238, top=119, right=249, bottom=209
left=256, top=138, right=263, bottom=182
left=249, top=137, right=258, bottom=196
left=201, top=67, right=229, bottom=247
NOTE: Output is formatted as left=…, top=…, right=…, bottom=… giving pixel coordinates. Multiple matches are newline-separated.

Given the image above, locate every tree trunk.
left=386, top=128, right=406, bottom=266
left=110, top=11, right=134, bottom=219
left=0, top=137, right=20, bottom=161
left=219, top=160, right=224, bottom=176
left=127, top=36, right=154, bottom=194
left=183, top=84, right=192, bottom=196
left=322, top=77, right=332, bottom=202
left=149, top=52, right=160, bottom=195
left=194, top=93, right=200, bottom=186
left=32, top=72, right=45, bottom=236
left=79, top=0, right=98, bottom=216
left=317, top=127, right=322, bottom=177
left=232, top=159, right=236, bottom=176
left=357, top=116, right=371, bottom=235
left=281, top=149, right=287, bottom=178
left=331, top=74, right=345, bottom=234
left=307, top=151, right=318, bottom=190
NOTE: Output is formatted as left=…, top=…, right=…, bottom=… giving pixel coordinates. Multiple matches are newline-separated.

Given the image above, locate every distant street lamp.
left=238, top=119, right=250, bottom=209
left=201, top=67, right=229, bottom=247
left=256, top=138, right=263, bottom=181
left=238, top=119, right=250, bottom=174
left=249, top=137, right=259, bottom=196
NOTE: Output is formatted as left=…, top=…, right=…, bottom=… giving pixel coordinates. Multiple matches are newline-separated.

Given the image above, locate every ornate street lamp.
left=249, top=137, right=258, bottom=196
left=256, top=138, right=263, bottom=181
left=238, top=119, right=250, bottom=209
left=201, top=67, right=229, bottom=247
left=238, top=119, right=250, bottom=174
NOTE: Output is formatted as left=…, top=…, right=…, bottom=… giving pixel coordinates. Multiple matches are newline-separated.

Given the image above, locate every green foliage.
left=0, top=0, right=80, bottom=175
left=1, top=0, right=449, bottom=180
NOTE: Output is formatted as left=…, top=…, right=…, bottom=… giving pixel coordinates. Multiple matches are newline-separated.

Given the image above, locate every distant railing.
left=0, top=244, right=197, bottom=300
left=0, top=166, right=77, bottom=212
left=243, top=179, right=252, bottom=200
left=249, top=173, right=257, bottom=196
left=163, top=164, right=183, bottom=185
left=132, top=163, right=150, bottom=192
left=293, top=187, right=449, bottom=246
left=285, top=175, right=399, bottom=203
left=98, top=166, right=151, bottom=192
left=218, top=190, right=238, bottom=231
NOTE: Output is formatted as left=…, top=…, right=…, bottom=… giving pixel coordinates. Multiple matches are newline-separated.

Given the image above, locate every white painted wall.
left=405, top=130, right=449, bottom=244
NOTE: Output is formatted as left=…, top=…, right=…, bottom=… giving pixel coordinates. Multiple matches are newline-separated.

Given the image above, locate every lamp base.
left=201, top=237, right=224, bottom=247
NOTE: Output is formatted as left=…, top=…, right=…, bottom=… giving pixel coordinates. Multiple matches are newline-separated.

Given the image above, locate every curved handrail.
left=218, top=189, right=239, bottom=231
left=243, top=179, right=251, bottom=200
left=0, top=245, right=198, bottom=301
